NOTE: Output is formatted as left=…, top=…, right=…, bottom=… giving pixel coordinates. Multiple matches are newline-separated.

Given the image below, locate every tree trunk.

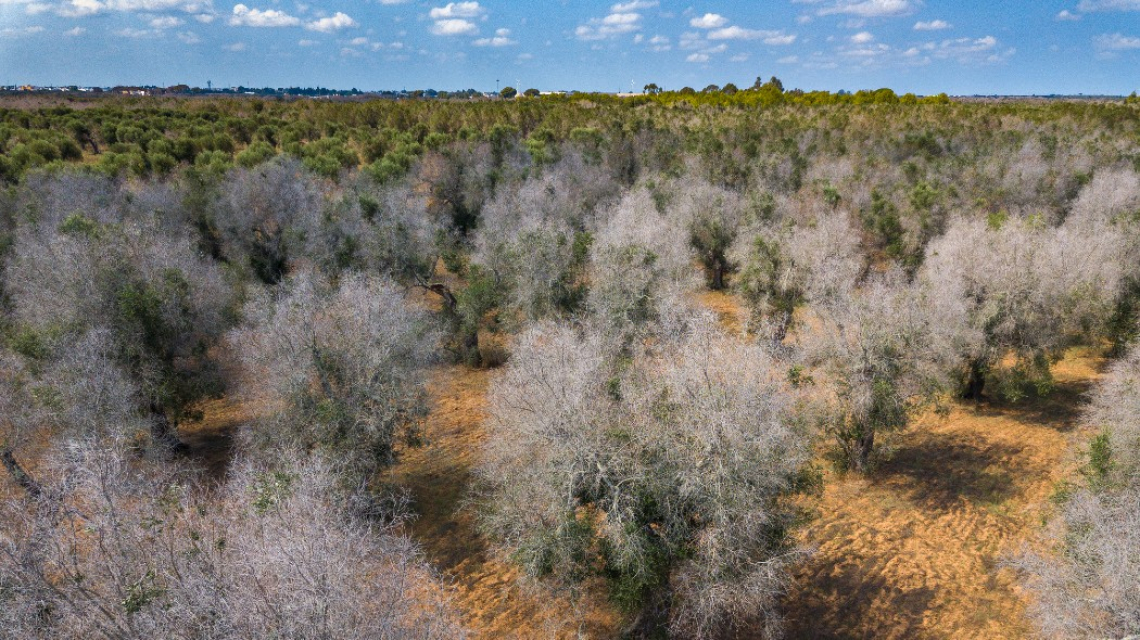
left=962, top=359, right=986, bottom=401
left=462, top=328, right=481, bottom=367
left=852, top=429, right=875, bottom=473
left=2, top=447, right=43, bottom=498
left=710, top=258, right=725, bottom=290
left=149, top=403, right=188, bottom=453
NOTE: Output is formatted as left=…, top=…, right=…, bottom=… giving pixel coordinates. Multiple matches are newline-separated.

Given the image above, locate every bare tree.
left=215, top=157, right=326, bottom=285
left=230, top=270, right=437, bottom=483
left=920, top=214, right=1124, bottom=401
left=4, top=175, right=232, bottom=451
left=800, top=272, right=954, bottom=471
left=734, top=211, right=863, bottom=343
left=478, top=315, right=811, bottom=637
left=0, top=446, right=466, bottom=639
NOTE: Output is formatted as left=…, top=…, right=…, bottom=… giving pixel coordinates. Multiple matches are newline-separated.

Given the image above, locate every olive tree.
left=920, top=214, right=1124, bottom=401
left=230, top=270, right=437, bottom=484
left=734, top=211, right=862, bottom=343
left=215, top=157, right=325, bottom=285
left=800, top=272, right=954, bottom=471
left=1011, top=340, right=1140, bottom=638
left=478, top=316, right=812, bottom=637
left=587, top=188, right=698, bottom=341
left=0, top=447, right=466, bottom=639
left=4, top=176, right=232, bottom=451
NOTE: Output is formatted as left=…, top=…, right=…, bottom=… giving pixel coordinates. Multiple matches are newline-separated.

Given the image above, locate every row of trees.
left=1, top=94, right=1138, bottom=636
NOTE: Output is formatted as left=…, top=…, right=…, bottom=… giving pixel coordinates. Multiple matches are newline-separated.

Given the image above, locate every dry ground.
left=1, top=289, right=1103, bottom=639
left=385, top=364, right=620, bottom=639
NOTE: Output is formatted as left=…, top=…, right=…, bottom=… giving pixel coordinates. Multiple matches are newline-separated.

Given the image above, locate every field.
left=2, top=93, right=1139, bottom=639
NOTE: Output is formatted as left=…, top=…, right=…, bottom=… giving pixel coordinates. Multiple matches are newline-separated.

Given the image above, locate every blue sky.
left=1, top=0, right=1138, bottom=94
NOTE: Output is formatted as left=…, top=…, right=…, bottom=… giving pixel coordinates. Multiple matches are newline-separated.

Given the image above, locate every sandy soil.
left=386, top=364, right=620, bottom=639
left=781, top=350, right=1104, bottom=640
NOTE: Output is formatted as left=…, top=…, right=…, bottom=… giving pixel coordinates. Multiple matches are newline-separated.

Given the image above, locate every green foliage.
left=251, top=471, right=298, bottom=514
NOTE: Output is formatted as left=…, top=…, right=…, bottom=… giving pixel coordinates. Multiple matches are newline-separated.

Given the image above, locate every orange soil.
left=781, top=352, right=1104, bottom=640
left=386, top=364, right=620, bottom=639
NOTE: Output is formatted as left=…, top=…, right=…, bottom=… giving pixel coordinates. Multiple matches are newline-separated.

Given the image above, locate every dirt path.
left=387, top=365, right=618, bottom=639
left=782, top=351, right=1104, bottom=639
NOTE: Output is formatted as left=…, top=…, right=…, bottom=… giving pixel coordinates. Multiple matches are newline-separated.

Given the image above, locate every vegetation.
left=1, top=91, right=1139, bottom=638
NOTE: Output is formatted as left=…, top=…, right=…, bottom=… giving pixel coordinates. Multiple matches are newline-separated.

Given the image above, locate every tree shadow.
left=965, top=376, right=1097, bottom=434
left=876, top=432, right=1023, bottom=510
left=784, top=562, right=937, bottom=639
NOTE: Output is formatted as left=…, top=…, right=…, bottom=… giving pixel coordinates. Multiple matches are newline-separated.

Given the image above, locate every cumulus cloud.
left=1055, top=9, right=1081, bottom=19
left=914, top=19, right=950, bottom=30
left=686, top=52, right=709, bottom=62
left=176, top=29, right=199, bottom=42
left=816, top=0, right=916, bottom=17
left=149, top=15, right=183, bottom=27
left=228, top=4, right=300, bottom=27
left=474, top=26, right=515, bottom=46
left=1095, top=32, right=1140, bottom=49
left=64, top=25, right=85, bottom=35
left=431, top=18, right=476, bottom=35
left=429, top=2, right=483, bottom=36
left=611, top=0, right=656, bottom=10
left=1077, top=0, right=1140, bottom=10
left=306, top=11, right=355, bottom=32
left=707, top=25, right=796, bottom=44
left=575, top=7, right=643, bottom=40
left=851, top=30, right=874, bottom=42
left=0, top=25, right=45, bottom=36
left=690, top=12, right=728, bottom=28
left=429, top=1, right=483, bottom=19
left=52, top=0, right=213, bottom=17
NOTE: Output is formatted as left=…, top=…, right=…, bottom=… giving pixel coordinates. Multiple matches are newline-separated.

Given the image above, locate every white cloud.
left=115, top=26, right=153, bottom=37
left=914, top=19, right=950, bottom=30
left=611, top=0, right=656, bottom=10
left=778, top=54, right=799, bottom=63
left=474, top=27, right=515, bottom=45
left=474, top=35, right=515, bottom=46
left=176, top=29, right=199, bottom=42
left=53, top=0, right=213, bottom=16
left=0, top=25, right=45, bottom=36
left=306, top=11, right=355, bottom=32
left=575, top=8, right=643, bottom=40
left=149, top=15, right=183, bottom=28
left=686, top=52, right=709, bottom=62
left=730, top=53, right=749, bottom=61
left=690, top=12, right=728, bottom=28
left=1078, top=0, right=1140, bottom=10
left=429, top=1, right=483, bottom=19
left=1055, top=9, right=1080, bottom=19
left=64, top=25, right=85, bottom=35
left=229, top=4, right=300, bottom=27
left=222, top=40, right=244, bottom=50
left=1095, top=32, right=1140, bottom=49
left=851, top=30, right=874, bottom=42
left=431, top=18, right=476, bottom=35
left=707, top=25, right=796, bottom=44
left=817, top=0, right=915, bottom=17
left=193, top=12, right=213, bottom=22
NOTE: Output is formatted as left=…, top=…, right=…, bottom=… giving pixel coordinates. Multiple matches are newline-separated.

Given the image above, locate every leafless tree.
left=799, top=271, right=954, bottom=471
left=478, top=315, right=811, bottom=637
left=919, top=214, right=1124, bottom=401
left=230, top=270, right=438, bottom=483
left=0, top=446, right=466, bottom=639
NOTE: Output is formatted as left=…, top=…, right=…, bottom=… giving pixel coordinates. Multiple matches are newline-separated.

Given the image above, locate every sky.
left=1, top=0, right=1138, bottom=95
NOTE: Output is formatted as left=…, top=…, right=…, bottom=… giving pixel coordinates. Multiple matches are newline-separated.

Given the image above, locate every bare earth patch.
left=783, top=349, right=1104, bottom=639
left=387, top=364, right=620, bottom=639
